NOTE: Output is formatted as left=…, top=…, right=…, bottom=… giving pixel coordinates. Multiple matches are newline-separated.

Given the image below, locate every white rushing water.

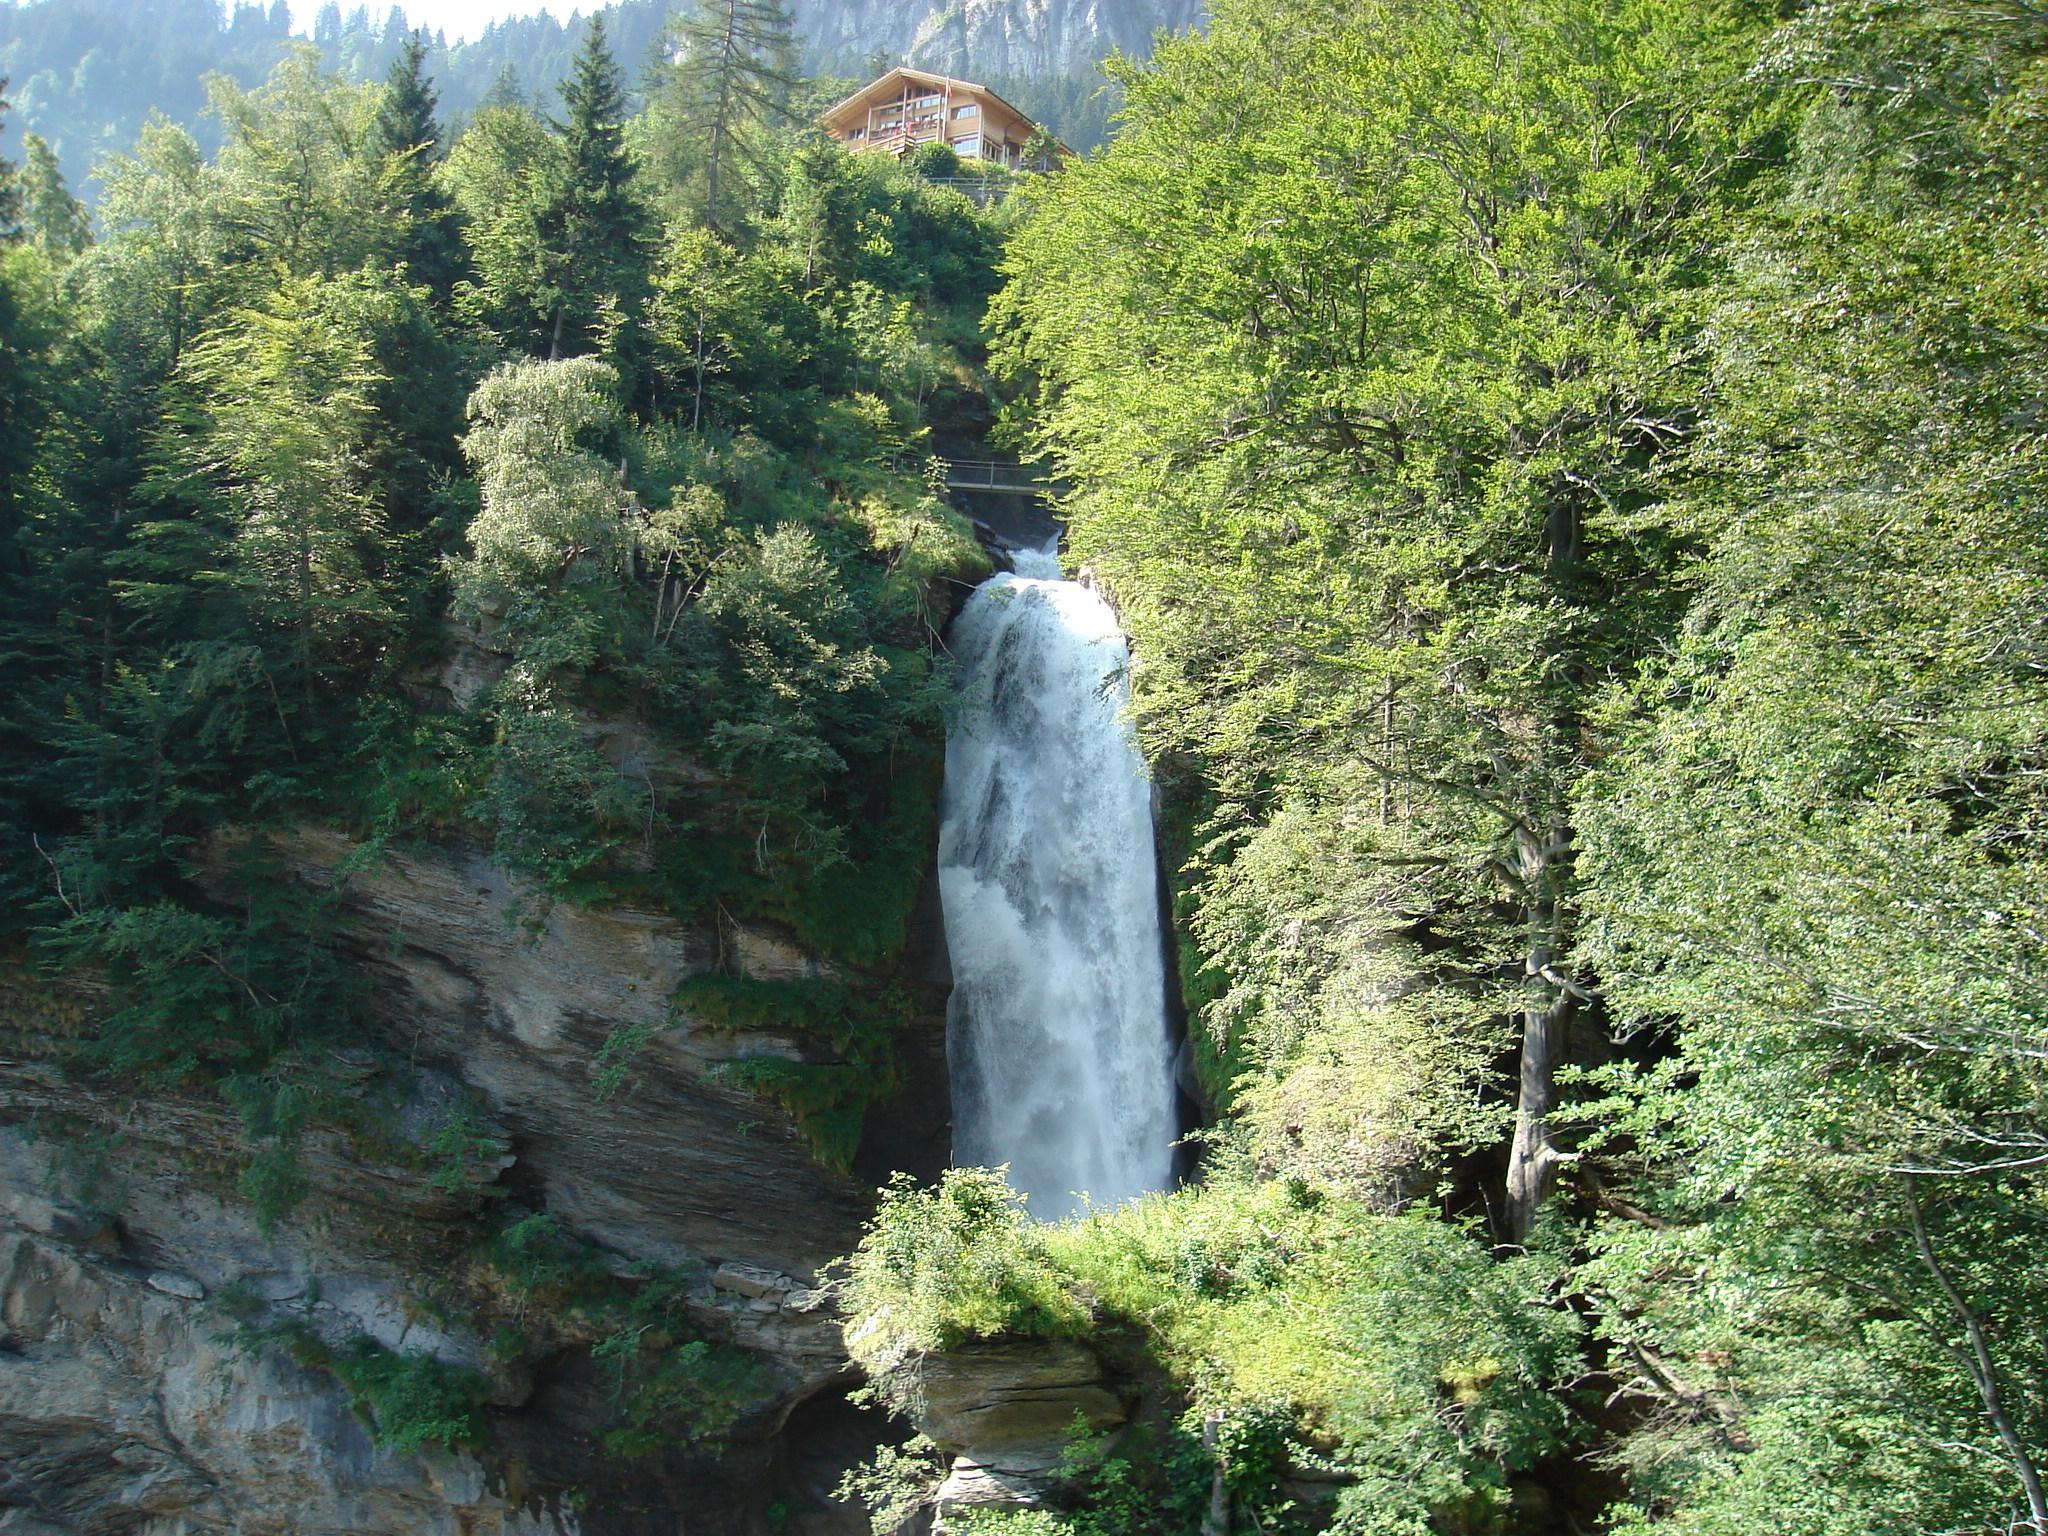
left=938, top=539, right=1178, bottom=1219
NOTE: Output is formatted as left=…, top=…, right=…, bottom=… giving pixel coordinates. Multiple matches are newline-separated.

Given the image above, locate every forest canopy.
left=854, top=0, right=2048, bottom=1531
left=1, top=0, right=2044, bottom=1532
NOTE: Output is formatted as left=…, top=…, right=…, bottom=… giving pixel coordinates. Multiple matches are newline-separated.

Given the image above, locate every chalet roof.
left=820, top=66, right=1041, bottom=133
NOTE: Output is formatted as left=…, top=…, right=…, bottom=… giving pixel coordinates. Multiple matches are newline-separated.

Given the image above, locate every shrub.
left=908, top=140, right=962, bottom=180
left=478, top=1212, right=768, bottom=1453
left=843, top=1169, right=1585, bottom=1531
left=841, top=1168, right=1090, bottom=1357
left=237, top=1320, right=489, bottom=1455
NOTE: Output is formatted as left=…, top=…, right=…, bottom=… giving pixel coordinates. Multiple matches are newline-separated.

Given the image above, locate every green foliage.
left=29, top=1115, right=129, bottom=1223
left=591, top=1019, right=658, bottom=1101
left=368, top=32, right=465, bottom=301
left=906, top=140, right=961, bottom=181
left=1190, top=786, right=1515, bottom=1198
left=542, top=16, right=653, bottom=376
left=0, top=75, right=19, bottom=236
left=17, top=134, right=90, bottom=258
left=451, top=356, right=628, bottom=614
left=1561, top=6, right=2048, bottom=1527
left=480, top=1211, right=767, bottom=1452
left=236, top=1141, right=311, bottom=1235
left=841, top=1168, right=1090, bottom=1354
left=51, top=845, right=358, bottom=1089
left=644, top=0, right=797, bottom=229
left=243, top=1319, right=490, bottom=1454
left=683, top=970, right=927, bottom=1166
left=992, top=0, right=1739, bottom=1254
left=972, top=0, right=2048, bottom=1528
left=835, top=1433, right=949, bottom=1534
left=421, top=1099, right=504, bottom=1200
left=155, top=270, right=398, bottom=703
left=845, top=1168, right=1584, bottom=1532
left=712, top=1057, right=881, bottom=1174
left=443, top=98, right=564, bottom=351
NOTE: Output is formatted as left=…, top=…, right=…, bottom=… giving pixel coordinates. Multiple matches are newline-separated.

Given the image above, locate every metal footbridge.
left=936, top=459, right=1054, bottom=496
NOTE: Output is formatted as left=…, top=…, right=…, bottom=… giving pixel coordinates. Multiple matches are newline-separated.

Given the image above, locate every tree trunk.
left=1200, top=1410, right=1230, bottom=1536
left=1504, top=968, right=1572, bottom=1245
left=692, top=308, right=708, bottom=432
left=1504, top=489, right=1589, bottom=1244
left=1504, top=818, right=1574, bottom=1245
left=1905, top=1175, right=2048, bottom=1531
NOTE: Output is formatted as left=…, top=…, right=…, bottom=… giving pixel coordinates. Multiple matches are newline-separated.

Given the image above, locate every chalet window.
left=952, top=103, right=978, bottom=119
left=953, top=134, right=981, bottom=155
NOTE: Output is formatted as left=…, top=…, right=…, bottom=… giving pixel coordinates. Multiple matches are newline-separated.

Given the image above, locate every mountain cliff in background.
left=0, top=0, right=1199, bottom=200
left=801, top=0, right=1201, bottom=82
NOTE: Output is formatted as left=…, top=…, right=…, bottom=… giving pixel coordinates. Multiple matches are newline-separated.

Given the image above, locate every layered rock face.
left=861, top=1337, right=1129, bottom=1528
left=0, top=821, right=951, bottom=1534
left=793, top=0, right=1206, bottom=81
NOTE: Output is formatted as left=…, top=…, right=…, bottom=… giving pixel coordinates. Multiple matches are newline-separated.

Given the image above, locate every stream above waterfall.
left=937, top=539, right=1178, bottom=1220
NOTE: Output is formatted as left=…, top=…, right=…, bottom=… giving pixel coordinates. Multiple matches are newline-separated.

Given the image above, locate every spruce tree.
left=542, top=16, right=652, bottom=365
left=369, top=32, right=464, bottom=298
left=369, top=32, right=441, bottom=162
left=651, top=0, right=798, bottom=230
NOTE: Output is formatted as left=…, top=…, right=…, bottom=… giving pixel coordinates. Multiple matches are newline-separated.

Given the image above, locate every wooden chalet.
left=820, top=66, right=1067, bottom=168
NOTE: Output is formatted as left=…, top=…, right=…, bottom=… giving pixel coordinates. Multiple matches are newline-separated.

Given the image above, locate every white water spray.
left=937, top=540, right=1178, bottom=1219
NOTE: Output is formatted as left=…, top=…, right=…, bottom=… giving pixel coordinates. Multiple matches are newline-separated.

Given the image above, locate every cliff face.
left=0, top=818, right=952, bottom=1534
left=794, top=0, right=1206, bottom=80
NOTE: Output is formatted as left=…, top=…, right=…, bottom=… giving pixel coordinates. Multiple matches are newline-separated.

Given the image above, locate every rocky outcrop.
left=861, top=1338, right=1127, bottom=1525
left=794, top=0, right=1206, bottom=81
left=0, top=1213, right=567, bottom=1536
left=265, top=825, right=877, bottom=1275
left=0, top=813, right=952, bottom=1534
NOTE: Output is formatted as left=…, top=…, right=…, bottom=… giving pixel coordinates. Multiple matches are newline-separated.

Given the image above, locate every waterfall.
left=937, top=539, right=1178, bottom=1220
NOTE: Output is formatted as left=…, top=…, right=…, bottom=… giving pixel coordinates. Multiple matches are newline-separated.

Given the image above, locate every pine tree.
left=541, top=17, right=652, bottom=368
left=369, top=32, right=465, bottom=299
left=18, top=134, right=90, bottom=258
left=651, top=0, right=798, bottom=230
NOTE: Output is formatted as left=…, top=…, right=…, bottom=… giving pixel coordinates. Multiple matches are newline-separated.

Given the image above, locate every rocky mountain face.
left=0, top=637, right=962, bottom=1534
left=795, top=0, right=1206, bottom=81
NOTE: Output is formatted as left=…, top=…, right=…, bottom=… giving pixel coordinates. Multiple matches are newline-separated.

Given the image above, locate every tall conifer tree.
left=651, top=0, right=797, bottom=230
left=542, top=16, right=652, bottom=366
left=369, top=32, right=464, bottom=299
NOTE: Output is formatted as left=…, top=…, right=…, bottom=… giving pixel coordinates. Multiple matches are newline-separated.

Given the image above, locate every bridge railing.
left=918, top=176, right=1026, bottom=206
left=938, top=458, right=1046, bottom=492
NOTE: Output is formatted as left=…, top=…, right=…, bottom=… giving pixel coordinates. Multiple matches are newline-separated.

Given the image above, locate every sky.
left=288, top=1, right=587, bottom=45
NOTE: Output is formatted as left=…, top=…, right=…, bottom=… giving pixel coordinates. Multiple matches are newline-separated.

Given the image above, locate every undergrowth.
left=482, top=1211, right=768, bottom=1452
left=683, top=972, right=918, bottom=1172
